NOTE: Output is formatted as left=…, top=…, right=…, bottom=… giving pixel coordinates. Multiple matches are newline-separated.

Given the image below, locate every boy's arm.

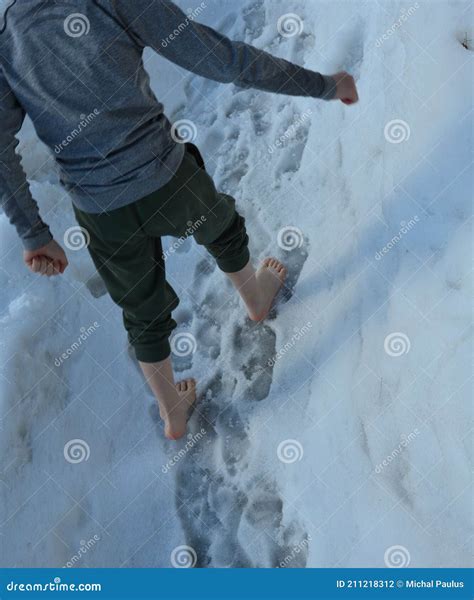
left=111, top=0, right=338, bottom=100
left=0, top=67, right=53, bottom=251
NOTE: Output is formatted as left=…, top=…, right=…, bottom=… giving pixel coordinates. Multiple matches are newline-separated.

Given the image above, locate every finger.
left=45, top=261, right=55, bottom=277
left=49, top=260, right=58, bottom=275
left=342, top=92, right=358, bottom=105
left=49, top=259, right=58, bottom=276
left=31, top=257, right=41, bottom=273
left=39, top=258, right=50, bottom=275
left=37, top=258, right=46, bottom=275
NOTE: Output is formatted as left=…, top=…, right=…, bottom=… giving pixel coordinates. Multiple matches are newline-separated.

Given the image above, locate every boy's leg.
left=202, top=211, right=287, bottom=320
left=139, top=358, right=196, bottom=440
left=224, top=258, right=287, bottom=322
left=73, top=205, right=195, bottom=440
left=139, top=144, right=287, bottom=322
left=170, top=145, right=287, bottom=317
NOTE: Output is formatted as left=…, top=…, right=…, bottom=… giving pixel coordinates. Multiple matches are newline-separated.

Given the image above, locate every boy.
left=0, top=0, right=358, bottom=440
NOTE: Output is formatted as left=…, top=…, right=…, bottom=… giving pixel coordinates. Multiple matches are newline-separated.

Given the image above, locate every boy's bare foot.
left=163, top=379, right=196, bottom=441
left=247, top=258, right=287, bottom=322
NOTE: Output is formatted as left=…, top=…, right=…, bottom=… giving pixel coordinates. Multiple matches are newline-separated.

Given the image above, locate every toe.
left=263, top=257, right=279, bottom=270
left=165, top=426, right=185, bottom=441
left=274, top=259, right=286, bottom=274
left=268, top=258, right=286, bottom=278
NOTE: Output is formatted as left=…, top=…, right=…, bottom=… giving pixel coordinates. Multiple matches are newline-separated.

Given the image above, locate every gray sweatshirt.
left=0, top=0, right=336, bottom=251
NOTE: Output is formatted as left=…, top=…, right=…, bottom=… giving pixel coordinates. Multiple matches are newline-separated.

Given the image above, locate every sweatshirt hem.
left=68, top=143, right=186, bottom=215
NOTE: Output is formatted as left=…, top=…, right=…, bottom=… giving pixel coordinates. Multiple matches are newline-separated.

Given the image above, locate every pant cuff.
left=216, top=247, right=250, bottom=274
left=133, top=340, right=171, bottom=363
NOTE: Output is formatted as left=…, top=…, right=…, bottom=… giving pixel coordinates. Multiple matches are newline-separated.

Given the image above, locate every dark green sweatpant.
left=73, top=144, right=250, bottom=363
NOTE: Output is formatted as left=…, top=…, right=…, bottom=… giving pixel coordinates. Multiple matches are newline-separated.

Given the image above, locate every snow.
left=0, top=0, right=472, bottom=568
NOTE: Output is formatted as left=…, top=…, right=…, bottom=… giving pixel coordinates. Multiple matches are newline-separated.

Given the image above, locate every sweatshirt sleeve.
left=112, top=0, right=337, bottom=100
left=0, top=68, right=52, bottom=251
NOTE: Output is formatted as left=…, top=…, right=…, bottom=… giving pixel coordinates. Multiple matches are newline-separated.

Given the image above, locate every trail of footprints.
left=170, top=234, right=309, bottom=567
left=166, top=0, right=321, bottom=567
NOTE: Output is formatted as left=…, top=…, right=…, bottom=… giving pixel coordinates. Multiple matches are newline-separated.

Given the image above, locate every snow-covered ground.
left=0, top=0, right=472, bottom=568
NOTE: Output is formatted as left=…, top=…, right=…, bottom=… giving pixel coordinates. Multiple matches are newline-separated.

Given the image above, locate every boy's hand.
left=24, top=239, right=69, bottom=277
left=332, top=72, right=359, bottom=105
